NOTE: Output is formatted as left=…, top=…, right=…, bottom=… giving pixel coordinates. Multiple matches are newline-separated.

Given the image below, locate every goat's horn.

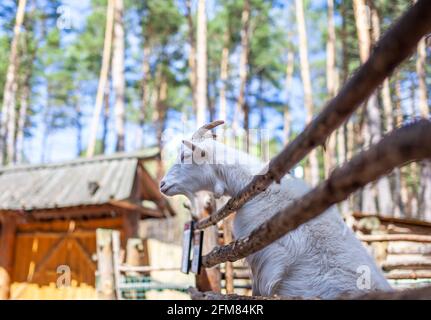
left=192, top=120, right=224, bottom=140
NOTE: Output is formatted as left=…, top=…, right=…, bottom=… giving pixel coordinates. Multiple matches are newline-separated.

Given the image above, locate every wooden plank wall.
left=10, top=217, right=123, bottom=299
left=353, top=213, right=431, bottom=289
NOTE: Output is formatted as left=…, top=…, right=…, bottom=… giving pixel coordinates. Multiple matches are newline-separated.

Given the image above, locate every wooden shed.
left=353, top=212, right=431, bottom=289
left=0, top=152, right=174, bottom=299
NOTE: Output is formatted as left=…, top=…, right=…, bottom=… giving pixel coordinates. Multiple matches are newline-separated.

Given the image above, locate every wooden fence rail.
left=195, top=0, right=431, bottom=230
left=202, top=120, right=431, bottom=267
left=190, top=285, right=431, bottom=300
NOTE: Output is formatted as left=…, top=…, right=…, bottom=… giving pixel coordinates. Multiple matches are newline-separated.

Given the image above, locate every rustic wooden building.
left=0, top=152, right=174, bottom=299
left=353, top=212, right=431, bottom=289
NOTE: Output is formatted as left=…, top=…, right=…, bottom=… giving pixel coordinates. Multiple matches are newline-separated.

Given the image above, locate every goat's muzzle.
left=160, top=181, right=174, bottom=195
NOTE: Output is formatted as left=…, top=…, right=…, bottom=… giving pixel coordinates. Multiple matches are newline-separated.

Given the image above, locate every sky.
left=11, top=0, right=422, bottom=165
left=21, top=0, right=305, bottom=164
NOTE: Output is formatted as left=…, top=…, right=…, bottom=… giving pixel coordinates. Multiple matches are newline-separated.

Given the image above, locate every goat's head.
left=160, top=120, right=227, bottom=203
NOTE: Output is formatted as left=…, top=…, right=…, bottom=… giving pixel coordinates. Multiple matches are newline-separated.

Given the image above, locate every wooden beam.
left=195, top=194, right=221, bottom=292
left=353, top=212, right=431, bottom=228
left=70, top=237, right=97, bottom=272
left=201, top=120, right=431, bottom=268
left=2, top=204, right=121, bottom=221
left=195, top=0, right=431, bottom=230
left=111, top=230, right=122, bottom=300
left=30, top=235, right=67, bottom=282
left=122, top=210, right=140, bottom=242
left=359, top=234, right=431, bottom=243
left=96, top=229, right=115, bottom=300
left=137, top=162, right=164, bottom=202
left=382, top=260, right=431, bottom=271
left=124, top=237, right=146, bottom=299
left=223, top=216, right=234, bottom=294
left=0, top=214, right=16, bottom=299
left=119, top=265, right=179, bottom=272
left=386, top=270, right=431, bottom=280
left=189, top=287, right=302, bottom=300
left=190, top=285, right=431, bottom=300
left=387, top=242, right=431, bottom=255
left=137, top=162, right=176, bottom=217
left=125, top=238, right=147, bottom=269
left=16, top=216, right=124, bottom=233
left=109, top=200, right=163, bottom=218
left=15, top=230, right=95, bottom=238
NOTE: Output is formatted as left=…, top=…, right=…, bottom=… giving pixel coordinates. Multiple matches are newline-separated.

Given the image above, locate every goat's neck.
left=215, top=163, right=255, bottom=197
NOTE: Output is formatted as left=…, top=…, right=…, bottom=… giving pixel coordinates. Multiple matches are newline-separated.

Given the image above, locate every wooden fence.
left=96, top=229, right=189, bottom=300
left=191, top=0, right=431, bottom=300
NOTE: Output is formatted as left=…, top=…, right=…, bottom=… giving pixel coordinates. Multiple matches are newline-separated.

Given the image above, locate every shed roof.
left=0, top=151, right=159, bottom=211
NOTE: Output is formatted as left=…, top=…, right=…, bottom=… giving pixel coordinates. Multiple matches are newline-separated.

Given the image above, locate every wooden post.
left=123, top=210, right=148, bottom=299
left=126, top=238, right=146, bottom=268
left=122, top=210, right=140, bottom=242
left=0, top=214, right=16, bottom=300
left=124, top=238, right=146, bottom=300
left=111, top=230, right=122, bottom=300
left=122, top=210, right=148, bottom=268
left=95, top=229, right=115, bottom=300
left=195, top=193, right=221, bottom=292
left=223, top=216, right=234, bottom=294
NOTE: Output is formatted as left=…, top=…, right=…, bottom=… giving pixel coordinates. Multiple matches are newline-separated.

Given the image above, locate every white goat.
left=160, top=120, right=392, bottom=299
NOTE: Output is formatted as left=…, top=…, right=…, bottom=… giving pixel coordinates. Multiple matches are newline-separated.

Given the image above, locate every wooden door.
left=10, top=220, right=102, bottom=299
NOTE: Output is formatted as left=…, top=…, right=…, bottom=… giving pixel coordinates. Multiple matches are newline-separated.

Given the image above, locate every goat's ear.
left=182, top=139, right=197, bottom=151
left=214, top=181, right=225, bottom=199
left=182, top=139, right=207, bottom=156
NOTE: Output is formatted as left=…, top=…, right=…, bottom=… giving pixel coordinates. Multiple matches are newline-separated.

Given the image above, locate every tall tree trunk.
left=87, top=0, right=114, bottom=157
left=353, top=0, right=376, bottom=214
left=370, top=2, right=402, bottom=217
left=370, top=5, right=393, bottom=132
left=393, top=74, right=410, bottom=216
left=136, top=34, right=151, bottom=149
left=233, top=0, right=250, bottom=133
left=155, top=71, right=167, bottom=180
left=0, top=0, right=27, bottom=164
left=353, top=0, right=393, bottom=215
left=340, top=0, right=353, bottom=161
left=195, top=0, right=221, bottom=289
left=75, top=100, right=83, bottom=156
left=417, top=38, right=428, bottom=118
left=101, top=81, right=110, bottom=153
left=295, top=0, right=319, bottom=186
left=15, top=10, right=38, bottom=164
left=324, top=0, right=337, bottom=177
left=416, top=33, right=431, bottom=221
left=283, top=51, right=294, bottom=143
left=186, top=0, right=197, bottom=116
left=41, top=84, right=52, bottom=163
left=219, top=28, right=229, bottom=122
left=15, top=79, right=29, bottom=163
left=112, top=0, right=126, bottom=152
left=207, top=74, right=216, bottom=122
left=196, top=0, right=207, bottom=126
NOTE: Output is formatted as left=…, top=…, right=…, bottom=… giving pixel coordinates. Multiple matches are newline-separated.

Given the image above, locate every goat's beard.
left=183, top=191, right=199, bottom=220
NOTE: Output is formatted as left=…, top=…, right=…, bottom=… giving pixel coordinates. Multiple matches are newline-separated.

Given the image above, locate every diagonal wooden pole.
left=195, top=0, right=431, bottom=230
left=202, top=120, right=431, bottom=268
left=86, top=0, right=115, bottom=157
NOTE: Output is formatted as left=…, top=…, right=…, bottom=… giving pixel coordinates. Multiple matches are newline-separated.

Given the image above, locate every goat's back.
left=232, top=175, right=392, bottom=299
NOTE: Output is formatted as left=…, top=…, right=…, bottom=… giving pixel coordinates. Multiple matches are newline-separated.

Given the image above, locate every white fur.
left=160, top=138, right=392, bottom=299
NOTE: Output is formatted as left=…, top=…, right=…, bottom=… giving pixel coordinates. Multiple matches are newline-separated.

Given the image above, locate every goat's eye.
left=180, top=153, right=185, bottom=163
